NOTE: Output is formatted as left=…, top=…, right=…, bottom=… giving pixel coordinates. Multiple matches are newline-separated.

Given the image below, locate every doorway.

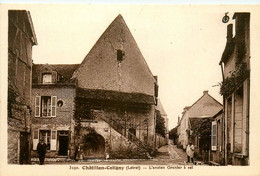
left=58, top=131, right=69, bottom=156
left=83, top=133, right=105, bottom=159
left=20, top=132, right=30, bottom=164
left=128, top=127, right=136, bottom=141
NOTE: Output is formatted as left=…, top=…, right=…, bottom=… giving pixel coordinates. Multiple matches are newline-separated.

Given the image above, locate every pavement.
left=31, top=143, right=206, bottom=165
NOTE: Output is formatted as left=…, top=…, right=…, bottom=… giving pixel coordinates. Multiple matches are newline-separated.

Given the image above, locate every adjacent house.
left=8, top=10, right=37, bottom=164
left=31, top=64, right=78, bottom=158
left=210, top=108, right=224, bottom=165
left=218, top=12, right=250, bottom=165
left=177, top=90, right=223, bottom=156
left=189, top=109, right=222, bottom=163
left=30, top=14, right=158, bottom=159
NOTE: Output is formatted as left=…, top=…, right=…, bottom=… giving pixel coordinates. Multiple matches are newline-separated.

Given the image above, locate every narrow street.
left=31, top=143, right=199, bottom=165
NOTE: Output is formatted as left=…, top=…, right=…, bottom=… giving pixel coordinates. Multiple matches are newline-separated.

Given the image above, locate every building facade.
left=8, top=10, right=37, bottom=164
left=218, top=13, right=250, bottom=165
left=31, top=64, right=78, bottom=158
left=71, top=14, right=157, bottom=159
left=210, top=110, right=224, bottom=165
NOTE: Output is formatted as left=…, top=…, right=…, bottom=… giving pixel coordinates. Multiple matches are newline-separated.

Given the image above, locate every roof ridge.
left=72, top=14, right=154, bottom=79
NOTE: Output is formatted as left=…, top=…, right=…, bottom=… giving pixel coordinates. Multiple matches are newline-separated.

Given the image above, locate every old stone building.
left=31, top=64, right=78, bottom=158
left=8, top=10, right=37, bottom=164
left=31, top=14, right=158, bottom=159
left=71, top=14, right=157, bottom=159
left=218, top=13, right=250, bottom=165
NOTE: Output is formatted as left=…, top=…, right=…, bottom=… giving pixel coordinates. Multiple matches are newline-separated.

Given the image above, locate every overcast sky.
left=5, top=4, right=257, bottom=129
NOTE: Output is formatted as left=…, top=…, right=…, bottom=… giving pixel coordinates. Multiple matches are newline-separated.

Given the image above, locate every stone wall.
left=8, top=10, right=36, bottom=164
left=155, top=134, right=167, bottom=149
left=72, top=103, right=155, bottom=159
left=31, top=86, right=75, bottom=158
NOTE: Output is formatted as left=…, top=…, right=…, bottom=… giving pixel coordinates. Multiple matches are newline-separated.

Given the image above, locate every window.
left=117, top=50, right=124, bottom=62
left=42, top=73, right=52, bottom=84
left=42, top=96, right=51, bottom=116
left=39, top=130, right=51, bottom=150
left=33, top=129, right=57, bottom=151
left=35, top=96, right=57, bottom=117
left=211, top=121, right=217, bottom=151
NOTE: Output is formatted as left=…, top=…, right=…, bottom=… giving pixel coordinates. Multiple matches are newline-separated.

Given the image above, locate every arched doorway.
left=83, top=133, right=105, bottom=159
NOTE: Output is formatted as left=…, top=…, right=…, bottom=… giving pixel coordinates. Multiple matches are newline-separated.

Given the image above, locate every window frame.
left=35, top=96, right=57, bottom=118
left=39, top=130, right=51, bottom=150
left=42, top=73, right=52, bottom=84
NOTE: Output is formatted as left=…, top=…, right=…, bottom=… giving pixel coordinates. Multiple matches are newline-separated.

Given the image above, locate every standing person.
left=186, top=142, right=195, bottom=164
left=37, top=139, right=47, bottom=165
left=74, top=143, right=80, bottom=161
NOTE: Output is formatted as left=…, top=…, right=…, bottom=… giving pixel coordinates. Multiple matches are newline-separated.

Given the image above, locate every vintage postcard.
left=0, top=3, right=260, bottom=176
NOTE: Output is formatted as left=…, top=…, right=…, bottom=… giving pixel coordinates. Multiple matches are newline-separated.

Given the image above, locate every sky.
left=3, top=4, right=257, bottom=129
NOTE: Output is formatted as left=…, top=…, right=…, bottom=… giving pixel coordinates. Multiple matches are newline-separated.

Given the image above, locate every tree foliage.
left=169, top=127, right=178, bottom=140
left=219, top=62, right=249, bottom=97
left=190, top=118, right=213, bottom=150
left=155, top=110, right=166, bottom=137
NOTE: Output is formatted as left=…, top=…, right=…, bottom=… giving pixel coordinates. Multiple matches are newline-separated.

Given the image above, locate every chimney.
left=203, top=90, right=209, bottom=95
left=227, top=24, right=233, bottom=42
left=154, top=76, right=158, bottom=98
left=233, top=13, right=250, bottom=38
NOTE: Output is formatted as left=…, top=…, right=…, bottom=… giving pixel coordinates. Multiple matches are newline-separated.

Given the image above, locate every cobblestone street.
left=31, top=143, right=205, bottom=165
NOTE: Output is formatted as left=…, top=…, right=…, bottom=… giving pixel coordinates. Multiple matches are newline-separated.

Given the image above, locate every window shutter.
left=33, top=130, right=39, bottom=150
left=211, top=121, right=217, bottom=151
left=51, top=96, right=57, bottom=117
left=35, top=96, right=41, bottom=117
left=50, top=130, right=57, bottom=151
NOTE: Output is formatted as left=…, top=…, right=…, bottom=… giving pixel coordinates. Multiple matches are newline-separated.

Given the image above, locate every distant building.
left=218, top=13, right=250, bottom=165
left=177, top=91, right=222, bottom=154
left=8, top=10, right=37, bottom=164
left=155, top=99, right=169, bottom=148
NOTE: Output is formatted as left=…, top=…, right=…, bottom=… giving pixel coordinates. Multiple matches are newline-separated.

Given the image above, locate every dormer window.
left=42, top=73, right=52, bottom=84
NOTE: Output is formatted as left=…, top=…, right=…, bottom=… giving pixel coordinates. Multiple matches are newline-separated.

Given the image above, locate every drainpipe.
left=220, top=61, right=227, bottom=165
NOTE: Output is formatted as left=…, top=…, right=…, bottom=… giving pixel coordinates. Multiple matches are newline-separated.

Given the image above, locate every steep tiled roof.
left=32, top=64, right=79, bottom=84
left=72, top=14, right=156, bottom=97
left=184, top=91, right=222, bottom=119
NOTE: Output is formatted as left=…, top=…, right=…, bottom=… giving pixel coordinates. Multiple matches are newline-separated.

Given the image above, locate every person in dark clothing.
left=37, top=139, right=47, bottom=165
left=74, top=144, right=80, bottom=161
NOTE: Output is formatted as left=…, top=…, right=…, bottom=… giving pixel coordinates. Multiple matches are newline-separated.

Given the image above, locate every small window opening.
left=117, top=50, right=124, bottom=62
left=57, top=100, right=63, bottom=107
